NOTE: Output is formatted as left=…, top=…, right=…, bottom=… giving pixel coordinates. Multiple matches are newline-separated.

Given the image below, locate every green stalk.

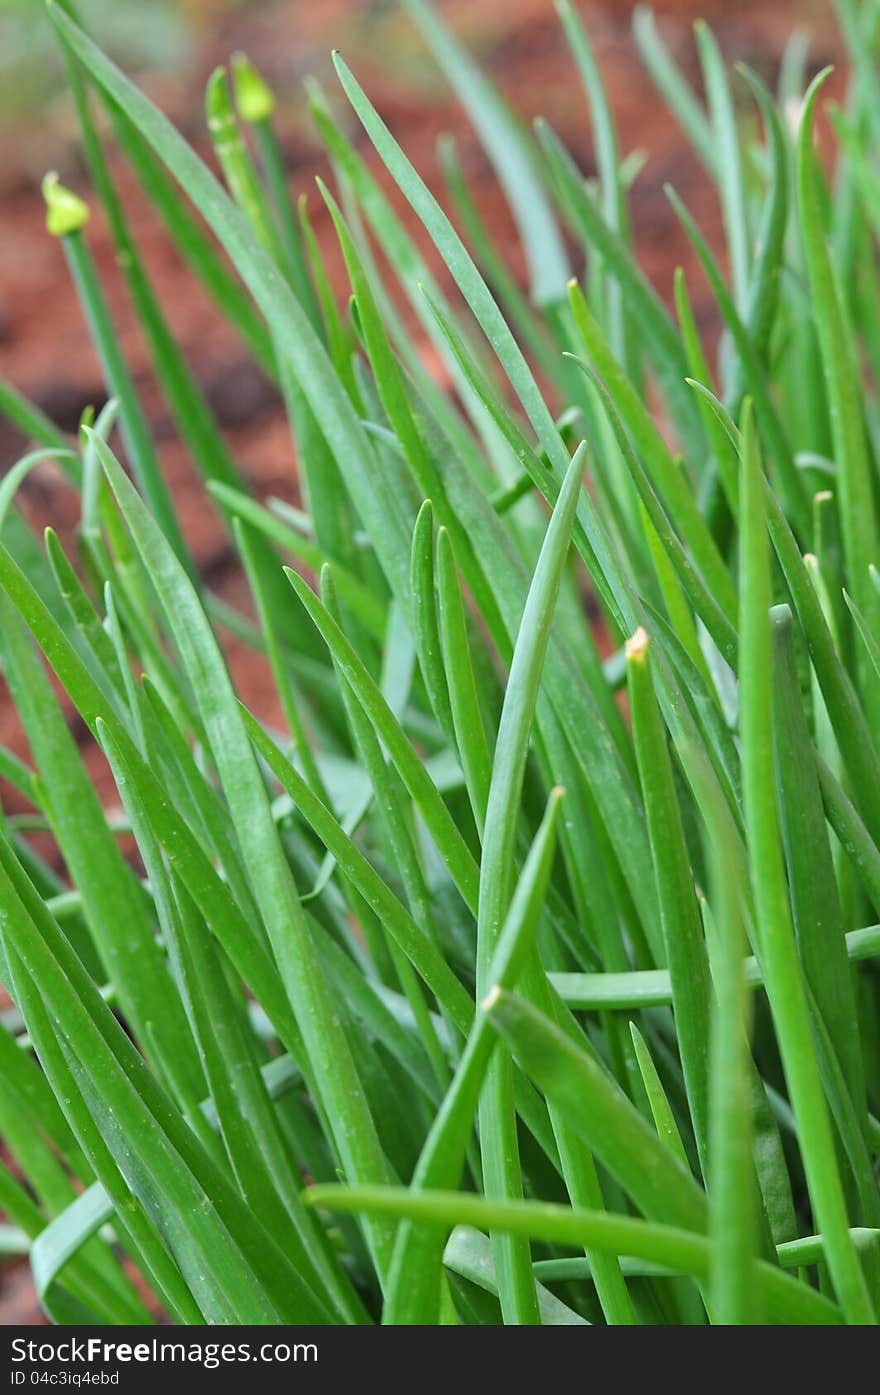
left=627, top=628, right=712, bottom=1176
left=307, top=1185, right=841, bottom=1326
left=383, top=790, right=565, bottom=1322
left=474, top=449, right=586, bottom=1323
left=231, top=52, right=321, bottom=332
left=738, top=403, right=874, bottom=1324
left=41, top=175, right=193, bottom=578
left=771, top=604, right=868, bottom=1132
left=797, top=70, right=880, bottom=726
left=702, top=742, right=757, bottom=1322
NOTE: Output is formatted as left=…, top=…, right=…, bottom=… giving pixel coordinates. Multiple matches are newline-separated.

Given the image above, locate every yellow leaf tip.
left=42, top=171, right=89, bottom=237
left=231, top=52, right=276, bottom=123
left=626, top=626, right=650, bottom=662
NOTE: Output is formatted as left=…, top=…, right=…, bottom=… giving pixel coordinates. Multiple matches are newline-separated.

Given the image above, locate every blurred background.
left=0, top=0, right=841, bottom=1324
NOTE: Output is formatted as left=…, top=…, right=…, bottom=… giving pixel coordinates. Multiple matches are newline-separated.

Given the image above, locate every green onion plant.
left=2, top=0, right=880, bottom=1326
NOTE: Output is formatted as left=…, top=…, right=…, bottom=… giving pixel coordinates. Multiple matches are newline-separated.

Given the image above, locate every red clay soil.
left=0, top=0, right=842, bottom=1324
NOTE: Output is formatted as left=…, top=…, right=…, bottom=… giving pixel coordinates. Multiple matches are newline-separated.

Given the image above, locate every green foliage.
left=1, top=0, right=880, bottom=1326
left=0, top=0, right=192, bottom=125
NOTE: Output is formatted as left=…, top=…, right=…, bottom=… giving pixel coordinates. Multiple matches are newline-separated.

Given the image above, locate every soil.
left=0, top=0, right=842, bottom=1325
